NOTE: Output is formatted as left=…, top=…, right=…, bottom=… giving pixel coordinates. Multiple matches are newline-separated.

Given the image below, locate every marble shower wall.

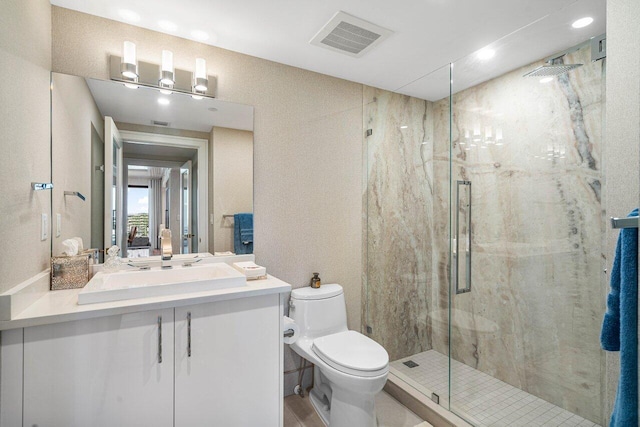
left=430, top=45, right=605, bottom=424
left=363, top=86, right=435, bottom=362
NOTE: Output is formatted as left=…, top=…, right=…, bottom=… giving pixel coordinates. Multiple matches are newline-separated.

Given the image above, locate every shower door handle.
left=455, top=180, right=472, bottom=294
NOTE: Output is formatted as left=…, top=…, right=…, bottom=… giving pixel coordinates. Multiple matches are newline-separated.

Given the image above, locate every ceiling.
left=86, top=78, right=254, bottom=132
left=124, top=144, right=197, bottom=163
left=54, top=0, right=606, bottom=101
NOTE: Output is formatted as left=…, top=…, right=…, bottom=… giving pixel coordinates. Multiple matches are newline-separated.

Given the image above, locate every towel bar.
left=611, top=216, right=638, bottom=229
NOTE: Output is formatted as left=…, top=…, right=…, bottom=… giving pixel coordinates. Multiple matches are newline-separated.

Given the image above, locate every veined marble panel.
left=364, top=45, right=605, bottom=424
left=431, top=45, right=605, bottom=424
left=363, top=86, right=434, bottom=361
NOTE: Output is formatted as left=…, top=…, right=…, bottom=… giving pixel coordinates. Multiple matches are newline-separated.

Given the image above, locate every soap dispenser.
left=310, top=272, right=321, bottom=288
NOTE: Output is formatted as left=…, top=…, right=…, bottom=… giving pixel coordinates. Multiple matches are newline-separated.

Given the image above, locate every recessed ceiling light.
left=540, top=77, right=554, bottom=83
left=191, top=30, right=209, bottom=41
left=572, top=17, right=593, bottom=28
left=158, top=98, right=170, bottom=105
left=477, top=48, right=496, bottom=60
left=124, top=83, right=138, bottom=89
left=400, top=125, right=408, bottom=129
left=158, top=20, right=178, bottom=32
left=118, top=9, right=141, bottom=23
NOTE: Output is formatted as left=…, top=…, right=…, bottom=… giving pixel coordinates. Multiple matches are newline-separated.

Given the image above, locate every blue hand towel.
left=233, top=213, right=253, bottom=255
left=601, top=208, right=638, bottom=427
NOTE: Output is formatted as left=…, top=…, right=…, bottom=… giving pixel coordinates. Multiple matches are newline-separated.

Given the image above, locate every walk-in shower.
left=364, top=4, right=608, bottom=426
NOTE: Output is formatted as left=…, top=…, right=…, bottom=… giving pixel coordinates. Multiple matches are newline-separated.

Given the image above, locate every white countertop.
left=0, top=275, right=290, bottom=331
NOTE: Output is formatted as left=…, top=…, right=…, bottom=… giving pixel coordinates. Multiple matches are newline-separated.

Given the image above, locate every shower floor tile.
left=390, top=350, right=600, bottom=427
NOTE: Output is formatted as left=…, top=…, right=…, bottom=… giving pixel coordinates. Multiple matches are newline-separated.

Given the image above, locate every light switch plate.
left=41, top=213, right=48, bottom=241
left=56, top=213, right=61, bottom=237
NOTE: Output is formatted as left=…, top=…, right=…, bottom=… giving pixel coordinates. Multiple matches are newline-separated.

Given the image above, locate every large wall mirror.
left=51, top=72, right=254, bottom=260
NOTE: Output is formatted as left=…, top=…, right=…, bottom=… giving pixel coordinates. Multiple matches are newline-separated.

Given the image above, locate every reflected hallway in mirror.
left=51, top=72, right=254, bottom=260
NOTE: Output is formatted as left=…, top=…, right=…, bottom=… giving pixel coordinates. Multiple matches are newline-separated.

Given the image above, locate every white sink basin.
left=78, top=263, right=246, bottom=305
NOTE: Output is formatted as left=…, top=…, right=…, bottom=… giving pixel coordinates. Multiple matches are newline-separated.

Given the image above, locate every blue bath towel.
left=601, top=208, right=638, bottom=427
left=233, top=213, right=253, bottom=255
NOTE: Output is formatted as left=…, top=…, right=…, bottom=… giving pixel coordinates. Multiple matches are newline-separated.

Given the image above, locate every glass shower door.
left=363, top=63, right=453, bottom=407
left=448, top=16, right=606, bottom=427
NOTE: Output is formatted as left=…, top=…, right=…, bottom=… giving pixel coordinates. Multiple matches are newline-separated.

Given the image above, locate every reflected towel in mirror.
left=233, top=213, right=253, bottom=255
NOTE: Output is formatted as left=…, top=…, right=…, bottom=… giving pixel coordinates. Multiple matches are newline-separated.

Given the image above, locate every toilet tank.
left=289, top=284, right=348, bottom=339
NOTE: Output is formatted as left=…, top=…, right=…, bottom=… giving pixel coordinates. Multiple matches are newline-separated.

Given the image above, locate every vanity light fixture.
left=121, top=41, right=138, bottom=79
left=111, top=44, right=215, bottom=98
left=194, top=58, right=208, bottom=93
left=160, top=50, right=175, bottom=86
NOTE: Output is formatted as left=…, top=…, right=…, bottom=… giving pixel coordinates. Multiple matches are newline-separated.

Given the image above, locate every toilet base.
left=309, top=389, right=330, bottom=426
left=308, top=385, right=379, bottom=427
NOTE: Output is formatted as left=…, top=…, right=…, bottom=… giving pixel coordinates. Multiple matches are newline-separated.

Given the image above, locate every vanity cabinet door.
left=175, top=295, right=281, bottom=426
left=23, top=309, right=174, bottom=427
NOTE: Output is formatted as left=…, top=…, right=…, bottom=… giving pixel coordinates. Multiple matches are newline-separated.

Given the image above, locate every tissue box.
left=232, top=261, right=267, bottom=280
left=51, top=255, right=90, bottom=290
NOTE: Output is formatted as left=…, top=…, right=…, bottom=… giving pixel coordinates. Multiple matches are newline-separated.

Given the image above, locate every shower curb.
left=384, top=373, right=473, bottom=427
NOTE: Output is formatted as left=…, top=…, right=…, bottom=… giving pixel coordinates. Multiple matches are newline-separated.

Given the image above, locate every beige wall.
left=0, top=0, right=52, bottom=293
left=603, top=0, right=640, bottom=424
left=51, top=73, right=104, bottom=255
left=211, top=127, right=253, bottom=253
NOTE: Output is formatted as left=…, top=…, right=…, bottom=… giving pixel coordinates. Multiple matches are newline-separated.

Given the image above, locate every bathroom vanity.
left=0, top=257, right=290, bottom=426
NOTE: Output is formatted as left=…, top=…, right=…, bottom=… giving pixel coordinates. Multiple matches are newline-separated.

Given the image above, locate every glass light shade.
left=162, top=50, right=174, bottom=73
left=160, top=50, right=175, bottom=85
left=195, top=58, right=206, bottom=79
left=122, top=41, right=137, bottom=79
left=194, top=58, right=208, bottom=91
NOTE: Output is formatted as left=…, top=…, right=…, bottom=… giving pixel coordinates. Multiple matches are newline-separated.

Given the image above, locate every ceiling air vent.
left=310, top=11, right=393, bottom=58
left=151, top=120, right=170, bottom=127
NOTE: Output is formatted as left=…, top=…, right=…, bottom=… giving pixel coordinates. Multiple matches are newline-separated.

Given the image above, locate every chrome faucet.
left=160, top=228, right=173, bottom=269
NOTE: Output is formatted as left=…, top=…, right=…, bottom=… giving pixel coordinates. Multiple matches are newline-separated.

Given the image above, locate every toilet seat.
left=312, top=331, right=389, bottom=378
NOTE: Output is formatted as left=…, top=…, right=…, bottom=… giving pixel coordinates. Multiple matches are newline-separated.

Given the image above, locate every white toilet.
left=288, top=284, right=389, bottom=427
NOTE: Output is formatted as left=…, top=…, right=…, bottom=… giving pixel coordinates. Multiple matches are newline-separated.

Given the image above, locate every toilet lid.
left=312, top=331, right=389, bottom=377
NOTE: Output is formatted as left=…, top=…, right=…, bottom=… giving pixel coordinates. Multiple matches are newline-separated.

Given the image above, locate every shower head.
left=523, top=63, right=583, bottom=77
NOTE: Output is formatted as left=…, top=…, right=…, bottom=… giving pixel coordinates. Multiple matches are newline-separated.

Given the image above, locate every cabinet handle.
left=187, top=311, right=192, bottom=358
left=158, top=315, right=163, bottom=364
